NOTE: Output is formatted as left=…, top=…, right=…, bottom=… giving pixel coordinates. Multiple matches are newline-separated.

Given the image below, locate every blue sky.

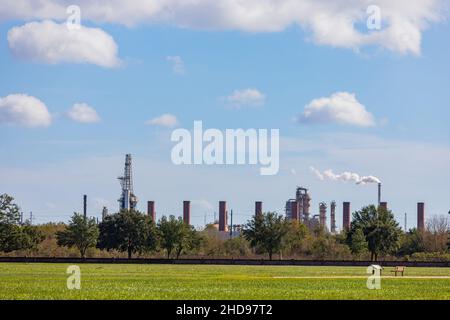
left=0, top=1, right=449, bottom=229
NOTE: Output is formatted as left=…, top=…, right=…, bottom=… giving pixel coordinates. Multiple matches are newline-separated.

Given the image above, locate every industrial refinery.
left=95, top=154, right=428, bottom=235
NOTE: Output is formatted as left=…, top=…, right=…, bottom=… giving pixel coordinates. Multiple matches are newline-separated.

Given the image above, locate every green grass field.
left=0, top=263, right=449, bottom=300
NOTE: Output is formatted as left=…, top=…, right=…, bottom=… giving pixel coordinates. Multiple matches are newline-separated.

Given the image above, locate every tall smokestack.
left=330, top=201, right=336, bottom=233
left=255, top=201, right=262, bottom=217
left=319, top=202, right=327, bottom=229
left=219, top=201, right=227, bottom=232
left=83, top=195, right=87, bottom=219
left=147, top=201, right=155, bottom=222
left=417, top=202, right=425, bottom=231
left=343, top=202, right=351, bottom=231
left=378, top=183, right=381, bottom=206
left=290, top=201, right=299, bottom=221
left=183, top=201, right=190, bottom=225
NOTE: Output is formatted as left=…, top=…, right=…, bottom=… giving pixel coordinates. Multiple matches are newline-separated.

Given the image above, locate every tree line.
left=1, top=194, right=449, bottom=261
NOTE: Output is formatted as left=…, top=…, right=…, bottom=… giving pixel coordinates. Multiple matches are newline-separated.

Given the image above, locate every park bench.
left=391, top=266, right=406, bottom=277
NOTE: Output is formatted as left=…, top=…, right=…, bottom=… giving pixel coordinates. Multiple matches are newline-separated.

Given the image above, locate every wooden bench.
left=391, top=266, right=406, bottom=276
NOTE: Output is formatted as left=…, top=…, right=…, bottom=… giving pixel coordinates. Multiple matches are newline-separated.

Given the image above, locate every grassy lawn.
left=0, top=263, right=449, bottom=300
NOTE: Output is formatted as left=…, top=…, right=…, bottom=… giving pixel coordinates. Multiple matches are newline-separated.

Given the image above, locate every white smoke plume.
left=310, top=166, right=381, bottom=185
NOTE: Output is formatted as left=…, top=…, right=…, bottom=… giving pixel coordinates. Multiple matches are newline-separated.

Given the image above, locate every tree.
left=20, top=223, right=45, bottom=252
left=175, top=224, right=202, bottom=259
left=397, top=228, right=425, bottom=256
left=349, top=228, right=368, bottom=257
left=157, top=215, right=200, bottom=259
left=0, top=194, right=43, bottom=253
left=0, top=193, right=21, bottom=225
left=284, top=220, right=308, bottom=256
left=0, top=223, right=23, bottom=252
left=424, top=215, right=449, bottom=252
left=56, top=213, right=99, bottom=258
left=98, top=210, right=157, bottom=259
left=222, top=236, right=251, bottom=257
left=243, top=212, right=289, bottom=260
left=348, top=205, right=402, bottom=261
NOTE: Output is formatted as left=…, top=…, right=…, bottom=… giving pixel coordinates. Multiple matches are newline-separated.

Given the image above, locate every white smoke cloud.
left=310, top=166, right=381, bottom=185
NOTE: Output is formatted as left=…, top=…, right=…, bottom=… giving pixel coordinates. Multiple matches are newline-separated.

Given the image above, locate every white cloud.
left=7, top=20, right=120, bottom=68
left=166, top=56, right=185, bottom=74
left=67, top=103, right=101, bottom=124
left=225, top=88, right=266, bottom=108
left=0, top=94, right=52, bottom=127
left=295, top=92, right=376, bottom=127
left=146, top=113, right=179, bottom=128
left=0, top=1, right=446, bottom=55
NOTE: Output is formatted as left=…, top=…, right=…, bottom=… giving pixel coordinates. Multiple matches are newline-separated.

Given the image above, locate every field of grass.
left=0, top=263, right=449, bottom=300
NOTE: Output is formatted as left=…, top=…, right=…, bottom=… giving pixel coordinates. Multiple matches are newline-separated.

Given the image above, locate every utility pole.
left=229, top=209, right=233, bottom=239
left=404, top=213, right=407, bottom=232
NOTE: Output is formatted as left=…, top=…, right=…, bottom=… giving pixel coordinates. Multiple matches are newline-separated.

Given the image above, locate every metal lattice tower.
left=118, top=154, right=138, bottom=211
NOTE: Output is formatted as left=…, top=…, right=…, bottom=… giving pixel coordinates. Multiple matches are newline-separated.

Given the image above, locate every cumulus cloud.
left=225, top=88, right=266, bottom=108
left=295, top=92, right=376, bottom=127
left=67, top=103, right=101, bottom=124
left=0, top=94, right=52, bottom=127
left=310, top=166, right=381, bottom=185
left=7, top=20, right=120, bottom=68
left=146, top=113, right=179, bottom=128
left=0, top=0, right=446, bottom=55
left=166, top=56, right=185, bottom=74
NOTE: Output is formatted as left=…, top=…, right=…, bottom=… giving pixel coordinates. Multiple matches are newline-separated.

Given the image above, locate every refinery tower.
left=118, top=154, right=138, bottom=211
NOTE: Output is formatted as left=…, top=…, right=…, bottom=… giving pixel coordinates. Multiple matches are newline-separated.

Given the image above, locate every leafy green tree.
left=243, top=212, right=289, bottom=260
left=350, top=228, right=368, bottom=257
left=348, top=205, right=402, bottom=261
left=98, top=210, right=157, bottom=259
left=21, top=223, right=45, bottom=252
left=56, top=213, right=99, bottom=258
left=0, top=223, right=23, bottom=252
left=157, top=215, right=200, bottom=259
left=284, top=220, right=308, bottom=256
left=0, top=194, right=44, bottom=253
left=223, top=236, right=251, bottom=257
left=397, top=228, right=425, bottom=256
left=175, top=224, right=202, bottom=259
left=0, top=193, right=21, bottom=224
